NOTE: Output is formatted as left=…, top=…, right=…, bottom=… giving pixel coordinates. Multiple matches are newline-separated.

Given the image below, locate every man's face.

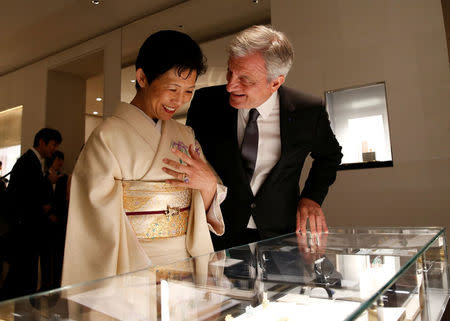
left=39, top=139, right=59, bottom=158
left=138, top=67, right=197, bottom=121
left=226, top=52, right=284, bottom=109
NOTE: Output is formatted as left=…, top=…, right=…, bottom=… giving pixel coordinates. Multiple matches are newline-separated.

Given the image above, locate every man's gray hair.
left=228, top=25, right=294, bottom=81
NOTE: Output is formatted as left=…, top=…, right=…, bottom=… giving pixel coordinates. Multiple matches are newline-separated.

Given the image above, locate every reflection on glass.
left=0, top=227, right=447, bottom=321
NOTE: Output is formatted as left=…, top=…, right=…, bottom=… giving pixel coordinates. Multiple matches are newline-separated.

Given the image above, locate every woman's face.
left=140, top=67, right=197, bottom=121
left=51, top=157, right=64, bottom=172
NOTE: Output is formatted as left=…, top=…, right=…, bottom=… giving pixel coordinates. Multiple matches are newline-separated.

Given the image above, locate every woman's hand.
left=162, top=144, right=217, bottom=211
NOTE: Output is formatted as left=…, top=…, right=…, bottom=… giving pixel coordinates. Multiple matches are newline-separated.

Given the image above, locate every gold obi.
left=122, top=181, right=192, bottom=239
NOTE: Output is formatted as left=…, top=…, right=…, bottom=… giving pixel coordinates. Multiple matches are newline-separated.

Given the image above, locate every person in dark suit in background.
left=0, top=161, right=9, bottom=288
left=1, top=128, right=62, bottom=299
left=187, top=25, right=342, bottom=250
left=0, top=161, right=7, bottom=194
left=41, top=151, right=69, bottom=290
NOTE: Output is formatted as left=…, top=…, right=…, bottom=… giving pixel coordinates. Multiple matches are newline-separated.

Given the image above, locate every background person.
left=0, top=161, right=7, bottom=194
left=40, top=151, right=69, bottom=290
left=1, top=128, right=62, bottom=299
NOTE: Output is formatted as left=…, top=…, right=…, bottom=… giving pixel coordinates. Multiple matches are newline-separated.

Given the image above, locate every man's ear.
left=270, top=75, right=285, bottom=93
left=136, top=68, right=148, bottom=89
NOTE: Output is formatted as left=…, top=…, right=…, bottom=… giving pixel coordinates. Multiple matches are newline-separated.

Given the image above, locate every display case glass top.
left=0, top=227, right=448, bottom=321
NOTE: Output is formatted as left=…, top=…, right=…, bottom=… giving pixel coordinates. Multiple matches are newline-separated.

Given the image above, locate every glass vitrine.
left=0, top=227, right=448, bottom=321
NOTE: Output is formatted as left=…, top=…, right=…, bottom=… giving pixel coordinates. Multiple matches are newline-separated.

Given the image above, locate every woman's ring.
left=183, top=173, right=190, bottom=184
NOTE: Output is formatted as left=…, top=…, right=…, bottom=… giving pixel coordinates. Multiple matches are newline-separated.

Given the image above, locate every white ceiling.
left=0, top=0, right=187, bottom=75
left=1, top=0, right=270, bottom=118
left=0, top=0, right=270, bottom=76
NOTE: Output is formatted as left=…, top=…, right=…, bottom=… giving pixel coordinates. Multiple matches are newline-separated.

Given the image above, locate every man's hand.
left=296, top=231, right=328, bottom=265
left=43, top=204, right=51, bottom=214
left=296, top=197, right=328, bottom=234
left=48, top=170, right=62, bottom=184
left=48, top=214, right=58, bottom=224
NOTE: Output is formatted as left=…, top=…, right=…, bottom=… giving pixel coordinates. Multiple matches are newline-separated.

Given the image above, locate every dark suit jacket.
left=1, top=150, right=50, bottom=297
left=4, top=149, right=49, bottom=230
left=43, top=172, right=69, bottom=233
left=187, top=85, right=342, bottom=249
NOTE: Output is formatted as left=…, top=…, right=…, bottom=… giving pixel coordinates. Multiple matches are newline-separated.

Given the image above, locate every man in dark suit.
left=1, top=128, right=62, bottom=299
left=41, top=150, right=69, bottom=290
left=187, top=25, right=342, bottom=250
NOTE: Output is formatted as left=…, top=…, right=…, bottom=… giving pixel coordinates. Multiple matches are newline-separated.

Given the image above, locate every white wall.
left=272, top=0, right=450, bottom=234
left=0, top=30, right=121, bottom=172
left=46, top=71, right=86, bottom=172
left=0, top=62, right=47, bottom=152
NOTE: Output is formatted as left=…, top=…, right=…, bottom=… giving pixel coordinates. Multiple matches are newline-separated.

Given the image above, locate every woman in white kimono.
left=62, top=30, right=225, bottom=286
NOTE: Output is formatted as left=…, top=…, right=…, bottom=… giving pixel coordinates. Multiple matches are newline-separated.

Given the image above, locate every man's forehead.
left=228, top=54, right=266, bottom=73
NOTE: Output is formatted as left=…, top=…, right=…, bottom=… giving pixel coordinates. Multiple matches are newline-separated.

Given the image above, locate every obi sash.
left=122, top=181, right=192, bottom=239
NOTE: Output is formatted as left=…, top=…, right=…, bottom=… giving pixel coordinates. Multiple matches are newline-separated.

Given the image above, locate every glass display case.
left=0, top=227, right=448, bottom=321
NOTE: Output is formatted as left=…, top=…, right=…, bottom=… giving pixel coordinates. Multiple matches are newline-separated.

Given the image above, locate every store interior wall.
left=0, top=0, right=448, bottom=238
left=0, top=63, right=47, bottom=153
left=0, top=30, right=121, bottom=171
left=272, top=0, right=450, bottom=236
left=46, top=71, right=85, bottom=172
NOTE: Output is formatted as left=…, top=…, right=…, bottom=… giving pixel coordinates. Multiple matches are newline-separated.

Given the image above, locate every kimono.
left=62, top=102, right=225, bottom=286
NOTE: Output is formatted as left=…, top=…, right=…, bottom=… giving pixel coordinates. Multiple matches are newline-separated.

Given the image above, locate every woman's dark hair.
left=135, top=30, right=207, bottom=90
left=45, top=150, right=64, bottom=170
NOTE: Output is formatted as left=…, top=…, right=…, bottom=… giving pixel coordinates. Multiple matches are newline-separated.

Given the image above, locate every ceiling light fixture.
left=93, top=111, right=98, bottom=115
left=96, top=97, right=102, bottom=102
left=91, top=0, right=100, bottom=5
left=130, top=80, right=136, bottom=83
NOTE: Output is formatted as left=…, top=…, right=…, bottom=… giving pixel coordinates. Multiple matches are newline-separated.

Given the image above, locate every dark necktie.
left=241, top=109, right=260, bottom=181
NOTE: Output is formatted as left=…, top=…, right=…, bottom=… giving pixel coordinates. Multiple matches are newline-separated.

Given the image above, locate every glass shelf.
left=0, top=227, right=448, bottom=321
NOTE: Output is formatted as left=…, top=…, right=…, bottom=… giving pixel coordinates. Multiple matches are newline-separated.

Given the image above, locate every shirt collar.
left=31, top=147, right=45, bottom=173
left=241, top=91, right=279, bottom=120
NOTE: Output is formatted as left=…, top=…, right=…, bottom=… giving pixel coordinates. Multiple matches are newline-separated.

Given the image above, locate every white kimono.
left=62, top=102, right=225, bottom=286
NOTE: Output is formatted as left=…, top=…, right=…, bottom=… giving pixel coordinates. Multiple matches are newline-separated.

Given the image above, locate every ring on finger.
left=182, top=173, right=190, bottom=184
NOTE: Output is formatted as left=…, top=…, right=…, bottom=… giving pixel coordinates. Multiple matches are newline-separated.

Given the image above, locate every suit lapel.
left=26, top=149, right=43, bottom=175
left=279, top=86, right=293, bottom=162
left=226, top=102, right=254, bottom=196
left=255, top=87, right=293, bottom=198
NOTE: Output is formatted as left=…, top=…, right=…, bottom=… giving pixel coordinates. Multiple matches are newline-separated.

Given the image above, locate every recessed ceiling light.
left=91, top=0, right=100, bottom=5
left=130, top=80, right=136, bottom=83
left=96, top=97, right=102, bottom=102
left=93, top=111, right=98, bottom=115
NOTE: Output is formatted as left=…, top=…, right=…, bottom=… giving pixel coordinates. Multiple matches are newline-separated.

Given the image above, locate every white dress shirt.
left=31, top=147, right=45, bottom=174
left=237, top=91, right=281, bottom=229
